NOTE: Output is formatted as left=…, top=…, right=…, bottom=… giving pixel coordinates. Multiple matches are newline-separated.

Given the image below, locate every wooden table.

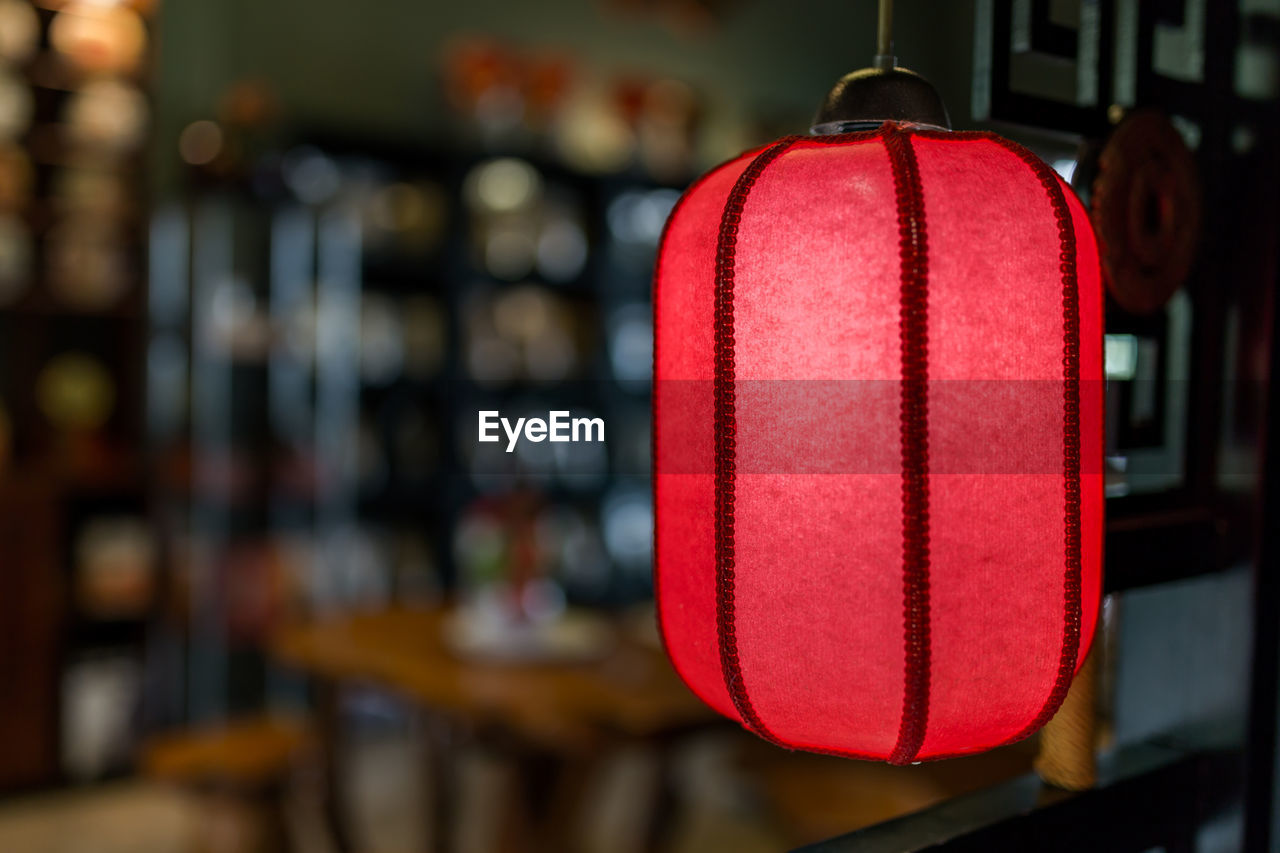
left=271, top=606, right=719, bottom=852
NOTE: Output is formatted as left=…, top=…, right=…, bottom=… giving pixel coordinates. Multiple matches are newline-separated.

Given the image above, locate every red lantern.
left=653, top=122, right=1104, bottom=763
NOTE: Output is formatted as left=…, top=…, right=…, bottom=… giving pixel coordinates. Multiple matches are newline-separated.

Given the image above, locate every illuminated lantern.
left=653, top=65, right=1104, bottom=763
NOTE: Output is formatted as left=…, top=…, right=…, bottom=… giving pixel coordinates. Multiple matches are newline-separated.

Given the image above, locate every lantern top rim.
left=810, top=66, right=951, bottom=136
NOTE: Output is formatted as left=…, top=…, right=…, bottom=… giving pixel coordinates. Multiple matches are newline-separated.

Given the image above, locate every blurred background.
left=1, top=0, right=1279, bottom=851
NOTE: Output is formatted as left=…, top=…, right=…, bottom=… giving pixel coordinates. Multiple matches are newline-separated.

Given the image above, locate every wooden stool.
left=141, top=716, right=312, bottom=853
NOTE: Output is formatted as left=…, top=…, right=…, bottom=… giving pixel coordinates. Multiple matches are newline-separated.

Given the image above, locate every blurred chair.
left=140, top=716, right=312, bottom=853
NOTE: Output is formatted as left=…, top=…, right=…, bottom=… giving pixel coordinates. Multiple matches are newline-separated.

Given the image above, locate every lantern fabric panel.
left=653, top=124, right=1105, bottom=763
left=653, top=149, right=760, bottom=722
left=730, top=138, right=908, bottom=756
left=908, top=135, right=1103, bottom=758
left=914, top=137, right=1061, bottom=758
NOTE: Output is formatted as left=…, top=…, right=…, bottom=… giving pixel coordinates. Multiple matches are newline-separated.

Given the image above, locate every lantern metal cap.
left=810, top=67, right=952, bottom=135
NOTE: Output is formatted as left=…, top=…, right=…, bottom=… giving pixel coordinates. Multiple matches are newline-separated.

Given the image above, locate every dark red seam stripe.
left=712, top=138, right=795, bottom=745
left=988, top=137, right=1084, bottom=740
left=884, top=125, right=933, bottom=766
left=652, top=150, right=772, bottom=672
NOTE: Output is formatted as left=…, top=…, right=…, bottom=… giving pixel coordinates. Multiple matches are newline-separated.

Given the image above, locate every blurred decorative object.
left=0, top=0, right=40, bottom=65
left=454, top=505, right=507, bottom=588
left=61, top=654, right=141, bottom=781
left=464, top=157, right=545, bottom=280
left=621, top=76, right=701, bottom=180
left=50, top=2, right=147, bottom=76
left=281, top=145, right=340, bottom=204
left=443, top=599, right=612, bottom=663
left=0, top=68, right=34, bottom=141
left=0, top=210, right=33, bottom=305
left=442, top=39, right=578, bottom=142
left=523, top=52, right=573, bottom=131
left=473, top=178, right=590, bottom=284
left=495, top=286, right=576, bottom=378
left=74, top=516, right=157, bottom=618
left=1091, top=109, right=1201, bottom=315
left=465, top=157, right=541, bottom=214
left=217, top=78, right=279, bottom=130
left=178, top=119, right=224, bottom=166
left=442, top=38, right=527, bottom=141
left=555, top=85, right=635, bottom=174
left=46, top=216, right=132, bottom=308
left=441, top=37, right=701, bottom=178
left=466, top=284, right=584, bottom=384
left=37, top=350, right=115, bottom=431
left=454, top=489, right=551, bottom=606
left=654, top=118, right=1104, bottom=761
left=363, top=180, right=448, bottom=255
left=64, top=78, right=150, bottom=154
